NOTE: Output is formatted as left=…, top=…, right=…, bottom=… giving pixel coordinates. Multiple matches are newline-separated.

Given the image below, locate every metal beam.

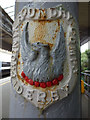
left=0, top=26, right=12, bottom=37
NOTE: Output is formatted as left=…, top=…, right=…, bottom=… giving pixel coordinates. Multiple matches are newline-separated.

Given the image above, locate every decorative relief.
left=11, top=4, right=79, bottom=110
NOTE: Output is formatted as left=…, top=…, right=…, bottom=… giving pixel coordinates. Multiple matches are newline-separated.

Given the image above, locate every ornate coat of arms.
left=11, top=3, right=79, bottom=110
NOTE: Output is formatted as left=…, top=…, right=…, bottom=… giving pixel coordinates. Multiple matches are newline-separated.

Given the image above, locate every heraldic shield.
left=11, top=3, right=79, bottom=110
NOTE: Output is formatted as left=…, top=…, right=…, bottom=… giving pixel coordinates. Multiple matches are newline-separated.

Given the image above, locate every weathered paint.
left=11, top=2, right=80, bottom=113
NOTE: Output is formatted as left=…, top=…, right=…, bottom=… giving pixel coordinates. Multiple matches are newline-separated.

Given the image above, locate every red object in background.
left=52, top=79, right=58, bottom=85
left=46, top=81, right=52, bottom=87
left=21, top=71, right=26, bottom=78
left=34, top=81, right=40, bottom=87
left=58, top=74, right=63, bottom=81
left=28, top=79, right=34, bottom=85
left=40, top=82, right=47, bottom=88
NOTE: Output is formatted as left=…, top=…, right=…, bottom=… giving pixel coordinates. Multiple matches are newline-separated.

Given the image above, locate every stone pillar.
left=9, top=2, right=81, bottom=118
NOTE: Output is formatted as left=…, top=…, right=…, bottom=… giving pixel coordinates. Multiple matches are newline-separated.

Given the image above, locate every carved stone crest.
left=11, top=4, right=79, bottom=110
